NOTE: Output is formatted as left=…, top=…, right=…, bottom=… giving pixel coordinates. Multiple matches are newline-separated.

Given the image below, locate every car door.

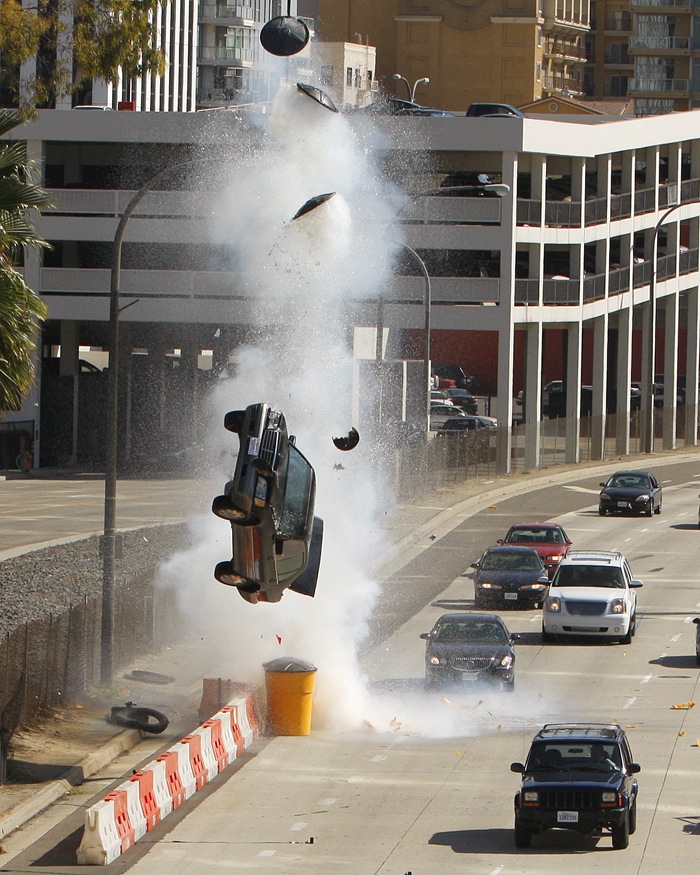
left=650, top=475, right=661, bottom=509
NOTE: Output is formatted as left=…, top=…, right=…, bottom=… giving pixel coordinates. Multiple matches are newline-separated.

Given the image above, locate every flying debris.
left=260, top=15, right=309, bottom=57
left=292, top=192, right=336, bottom=221
left=332, top=427, right=360, bottom=452
left=297, top=82, right=339, bottom=113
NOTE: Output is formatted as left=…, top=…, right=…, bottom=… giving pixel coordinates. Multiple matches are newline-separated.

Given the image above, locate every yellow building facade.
left=318, top=0, right=590, bottom=112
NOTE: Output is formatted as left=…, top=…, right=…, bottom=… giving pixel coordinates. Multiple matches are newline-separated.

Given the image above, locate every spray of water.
left=156, top=84, right=564, bottom=737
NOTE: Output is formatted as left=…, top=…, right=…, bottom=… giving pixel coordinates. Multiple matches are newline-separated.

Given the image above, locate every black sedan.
left=598, top=470, right=662, bottom=517
left=211, top=402, right=323, bottom=604
left=420, top=612, right=518, bottom=690
left=470, top=546, right=549, bottom=609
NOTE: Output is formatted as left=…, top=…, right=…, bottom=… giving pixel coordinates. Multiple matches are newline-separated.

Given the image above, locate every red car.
left=497, top=523, right=572, bottom=578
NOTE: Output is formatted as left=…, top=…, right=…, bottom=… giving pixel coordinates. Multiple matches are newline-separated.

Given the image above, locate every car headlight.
left=548, top=555, right=562, bottom=563
left=429, top=656, right=444, bottom=666
left=499, top=654, right=513, bottom=668
left=610, top=598, right=626, bottom=614
left=523, top=791, right=539, bottom=804
left=601, top=791, right=621, bottom=806
left=522, top=583, right=546, bottom=591
left=635, top=493, right=650, bottom=503
left=479, top=582, right=501, bottom=590
left=546, top=596, right=561, bottom=612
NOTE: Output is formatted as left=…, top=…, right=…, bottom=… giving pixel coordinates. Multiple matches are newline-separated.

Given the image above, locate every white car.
left=542, top=550, right=642, bottom=645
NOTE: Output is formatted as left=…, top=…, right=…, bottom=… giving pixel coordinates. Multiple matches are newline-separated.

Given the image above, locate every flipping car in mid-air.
left=212, top=403, right=323, bottom=604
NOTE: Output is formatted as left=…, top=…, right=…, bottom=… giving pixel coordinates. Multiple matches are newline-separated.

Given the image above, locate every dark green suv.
left=511, top=723, right=640, bottom=850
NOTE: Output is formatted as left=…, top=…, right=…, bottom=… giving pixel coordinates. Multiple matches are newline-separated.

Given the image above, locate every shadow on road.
left=429, top=827, right=604, bottom=853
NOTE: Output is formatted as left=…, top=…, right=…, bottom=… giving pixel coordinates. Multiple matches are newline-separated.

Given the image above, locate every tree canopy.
left=0, top=108, right=51, bottom=412
left=0, top=0, right=167, bottom=110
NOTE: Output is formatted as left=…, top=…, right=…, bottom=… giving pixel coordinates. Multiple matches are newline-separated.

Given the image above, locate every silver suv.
left=542, top=551, right=642, bottom=644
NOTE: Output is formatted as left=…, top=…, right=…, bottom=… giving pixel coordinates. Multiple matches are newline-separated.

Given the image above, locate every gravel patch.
left=0, top=524, right=192, bottom=639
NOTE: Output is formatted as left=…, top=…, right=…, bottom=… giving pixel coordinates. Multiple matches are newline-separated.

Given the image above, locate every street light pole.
left=392, top=74, right=430, bottom=103
left=101, top=160, right=197, bottom=687
left=643, top=200, right=685, bottom=455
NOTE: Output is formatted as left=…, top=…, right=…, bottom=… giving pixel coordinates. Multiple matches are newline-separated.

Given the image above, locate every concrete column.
left=496, top=320, right=515, bottom=474
left=641, top=298, right=654, bottom=451
left=565, top=320, right=582, bottom=464
left=524, top=322, right=543, bottom=470
left=58, top=321, right=79, bottom=465
left=591, top=314, right=608, bottom=459
left=616, top=306, right=633, bottom=456
left=662, top=292, right=679, bottom=450
left=685, top=287, right=700, bottom=446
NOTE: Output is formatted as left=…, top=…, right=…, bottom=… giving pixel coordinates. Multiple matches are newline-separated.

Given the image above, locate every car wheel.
left=654, top=501, right=661, bottom=515
left=598, top=506, right=607, bottom=516
left=503, top=679, right=515, bottom=693
left=514, top=821, right=532, bottom=848
left=620, top=627, right=633, bottom=645
left=629, top=798, right=637, bottom=835
left=645, top=502, right=654, bottom=517
left=611, top=813, right=630, bottom=849
left=212, top=493, right=249, bottom=522
left=696, top=652, right=700, bottom=666
left=214, top=560, right=248, bottom=588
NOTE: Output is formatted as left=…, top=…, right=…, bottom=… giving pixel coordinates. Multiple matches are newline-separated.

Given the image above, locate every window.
left=346, top=67, right=352, bottom=87
left=354, top=68, right=361, bottom=88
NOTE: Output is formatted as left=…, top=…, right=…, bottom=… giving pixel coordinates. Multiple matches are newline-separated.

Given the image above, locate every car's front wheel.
left=503, top=678, right=515, bottom=693
left=514, top=821, right=532, bottom=848
left=654, top=500, right=662, bottom=515
left=598, top=506, right=607, bottom=516
left=612, top=813, right=630, bottom=849
left=629, top=798, right=637, bottom=835
left=212, top=493, right=255, bottom=524
left=645, top=501, right=654, bottom=517
left=214, top=560, right=250, bottom=588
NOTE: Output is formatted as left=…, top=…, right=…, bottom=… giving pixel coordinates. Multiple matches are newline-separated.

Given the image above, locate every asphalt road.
left=3, top=457, right=700, bottom=874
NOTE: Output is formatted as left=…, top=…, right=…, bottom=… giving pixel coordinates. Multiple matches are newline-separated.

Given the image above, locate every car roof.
left=436, top=612, right=505, bottom=624
left=486, top=544, right=541, bottom=553
left=534, top=723, right=625, bottom=743
left=608, top=469, right=652, bottom=477
left=560, top=549, right=624, bottom=565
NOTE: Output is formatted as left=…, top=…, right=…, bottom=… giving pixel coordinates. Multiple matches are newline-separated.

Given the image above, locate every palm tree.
left=0, top=109, right=52, bottom=413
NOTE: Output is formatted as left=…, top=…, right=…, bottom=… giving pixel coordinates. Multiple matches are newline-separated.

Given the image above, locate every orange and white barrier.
left=77, top=690, right=259, bottom=866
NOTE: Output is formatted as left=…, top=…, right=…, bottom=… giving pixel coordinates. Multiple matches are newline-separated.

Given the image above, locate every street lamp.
left=393, top=74, right=430, bottom=103
left=396, top=242, right=432, bottom=431
left=102, top=160, right=199, bottom=686
left=643, top=200, right=686, bottom=454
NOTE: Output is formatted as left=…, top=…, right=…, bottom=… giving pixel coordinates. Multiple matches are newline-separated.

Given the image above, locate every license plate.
left=460, top=674, right=478, bottom=681
left=617, top=501, right=628, bottom=508
left=557, top=811, right=579, bottom=823
left=504, top=592, right=518, bottom=600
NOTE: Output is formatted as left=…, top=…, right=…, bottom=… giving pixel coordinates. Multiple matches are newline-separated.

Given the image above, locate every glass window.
left=278, top=444, right=313, bottom=537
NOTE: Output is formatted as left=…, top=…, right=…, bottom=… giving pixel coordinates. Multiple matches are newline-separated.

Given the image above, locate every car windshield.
left=277, top=444, right=314, bottom=537
left=607, top=474, right=650, bottom=489
left=480, top=551, right=542, bottom=571
left=435, top=621, right=508, bottom=644
left=527, top=742, right=621, bottom=772
left=506, top=528, right=563, bottom=544
left=553, top=565, right=625, bottom=588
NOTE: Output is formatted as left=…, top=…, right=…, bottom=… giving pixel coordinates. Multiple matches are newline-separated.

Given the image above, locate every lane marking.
left=641, top=674, right=652, bottom=685
left=671, top=634, right=681, bottom=643
left=290, top=822, right=309, bottom=832
left=563, top=485, right=600, bottom=494
left=371, top=755, right=387, bottom=763
left=257, top=850, right=276, bottom=857
left=623, top=697, right=636, bottom=710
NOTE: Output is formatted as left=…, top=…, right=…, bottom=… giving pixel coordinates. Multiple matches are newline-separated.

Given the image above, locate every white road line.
left=319, top=798, right=337, bottom=806
left=563, top=486, right=600, bottom=494
left=290, top=822, right=309, bottom=832
left=641, top=674, right=652, bottom=684
left=671, top=633, right=681, bottom=643
left=488, top=867, right=505, bottom=875
left=371, top=755, right=387, bottom=763
left=257, top=850, right=276, bottom=857
left=623, top=697, right=636, bottom=710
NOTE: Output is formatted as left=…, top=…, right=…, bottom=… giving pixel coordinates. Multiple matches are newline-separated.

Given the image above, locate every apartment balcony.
left=544, top=38, right=587, bottom=62
left=199, top=46, right=255, bottom=65
left=604, top=17, right=633, bottom=33
left=630, top=0, right=696, bottom=9
left=199, top=3, right=256, bottom=25
left=542, top=73, right=585, bottom=95
left=628, top=77, right=690, bottom=96
left=628, top=35, right=693, bottom=55
left=542, top=0, right=590, bottom=32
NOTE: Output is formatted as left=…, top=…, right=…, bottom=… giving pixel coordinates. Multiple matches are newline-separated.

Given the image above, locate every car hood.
left=521, top=772, right=623, bottom=788
left=426, top=642, right=512, bottom=659
left=601, top=486, right=650, bottom=499
left=550, top=585, right=624, bottom=602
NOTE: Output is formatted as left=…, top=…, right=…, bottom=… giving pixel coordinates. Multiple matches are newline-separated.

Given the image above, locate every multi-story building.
left=586, top=0, right=634, bottom=100
left=3, top=107, right=700, bottom=474
left=317, top=0, right=590, bottom=111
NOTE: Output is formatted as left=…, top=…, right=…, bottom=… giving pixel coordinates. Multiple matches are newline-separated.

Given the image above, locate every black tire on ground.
left=541, top=627, right=555, bottom=644
left=211, top=493, right=249, bottom=523
left=612, top=814, right=630, bottom=849
left=598, top=506, right=606, bottom=516
left=696, top=653, right=700, bottom=666
left=107, top=704, right=169, bottom=734
left=645, top=502, right=654, bottom=517
left=514, top=821, right=532, bottom=848
left=629, top=799, right=637, bottom=835
left=654, top=501, right=661, bottom=515
left=223, top=409, right=245, bottom=433
left=620, top=627, right=633, bottom=645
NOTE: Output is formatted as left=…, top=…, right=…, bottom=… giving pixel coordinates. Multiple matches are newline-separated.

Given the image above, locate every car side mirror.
left=628, top=763, right=641, bottom=774
left=599, top=482, right=606, bottom=487
left=511, top=633, right=521, bottom=642
left=419, top=632, right=430, bottom=640
left=471, top=562, right=479, bottom=568
left=510, top=762, right=525, bottom=773
left=630, top=579, right=643, bottom=588
left=496, top=539, right=504, bottom=545
left=693, top=618, right=700, bottom=625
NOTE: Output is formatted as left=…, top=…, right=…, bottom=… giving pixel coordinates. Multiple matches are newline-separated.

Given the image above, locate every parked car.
left=470, top=545, right=549, bottom=609
left=598, top=470, right=662, bottom=516
left=435, top=415, right=496, bottom=436
left=542, top=550, right=642, bottom=644
left=420, top=612, right=518, bottom=690
left=497, top=523, right=572, bottom=578
left=433, top=364, right=468, bottom=389
left=443, top=387, right=479, bottom=414
left=466, top=102, right=524, bottom=118
left=211, top=403, right=323, bottom=604
left=430, top=390, right=454, bottom=405
left=511, top=723, right=641, bottom=849
left=430, top=404, right=467, bottom=429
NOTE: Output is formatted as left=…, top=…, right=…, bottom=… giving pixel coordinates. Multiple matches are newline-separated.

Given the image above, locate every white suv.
left=542, top=551, right=643, bottom=645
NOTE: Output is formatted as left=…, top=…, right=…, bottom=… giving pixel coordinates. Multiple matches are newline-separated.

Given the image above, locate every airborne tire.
left=223, top=409, right=245, bottom=433
left=212, top=493, right=250, bottom=523
left=107, top=704, right=169, bottom=734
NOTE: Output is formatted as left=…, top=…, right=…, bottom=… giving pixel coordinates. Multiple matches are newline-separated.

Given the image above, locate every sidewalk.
left=2, top=447, right=700, bottom=844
